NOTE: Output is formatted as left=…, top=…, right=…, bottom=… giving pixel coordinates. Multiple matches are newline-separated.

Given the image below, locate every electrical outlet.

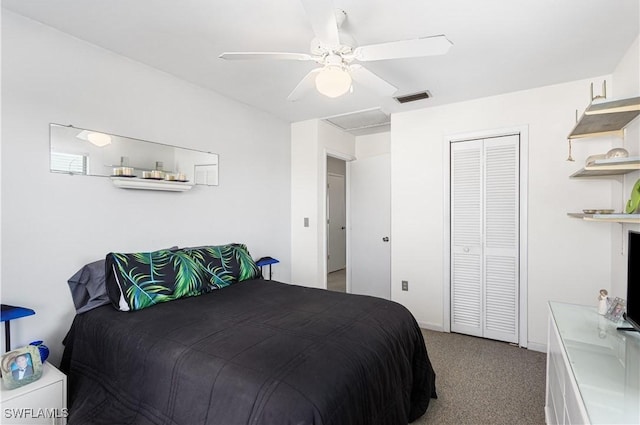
left=402, top=280, right=408, bottom=291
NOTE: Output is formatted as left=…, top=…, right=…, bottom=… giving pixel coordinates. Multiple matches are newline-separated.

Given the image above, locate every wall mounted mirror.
left=49, top=123, right=218, bottom=186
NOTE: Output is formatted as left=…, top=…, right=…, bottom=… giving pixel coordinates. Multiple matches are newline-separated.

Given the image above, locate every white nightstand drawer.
left=1, top=363, right=67, bottom=425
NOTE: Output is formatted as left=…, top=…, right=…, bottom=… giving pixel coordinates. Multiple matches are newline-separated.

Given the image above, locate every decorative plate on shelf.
left=583, top=209, right=614, bottom=214
left=605, top=147, right=629, bottom=159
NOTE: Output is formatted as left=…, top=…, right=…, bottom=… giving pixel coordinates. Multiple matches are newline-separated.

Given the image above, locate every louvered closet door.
left=451, top=139, right=484, bottom=338
left=451, top=135, right=519, bottom=344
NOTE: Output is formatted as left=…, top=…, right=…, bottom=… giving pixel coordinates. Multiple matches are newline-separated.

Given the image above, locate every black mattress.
left=61, top=279, right=436, bottom=425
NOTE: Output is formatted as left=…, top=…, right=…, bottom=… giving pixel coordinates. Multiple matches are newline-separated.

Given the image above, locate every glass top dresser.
left=546, top=301, right=640, bottom=424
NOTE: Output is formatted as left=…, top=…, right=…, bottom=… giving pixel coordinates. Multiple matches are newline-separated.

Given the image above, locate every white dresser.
left=0, top=362, right=67, bottom=424
left=546, top=302, right=640, bottom=424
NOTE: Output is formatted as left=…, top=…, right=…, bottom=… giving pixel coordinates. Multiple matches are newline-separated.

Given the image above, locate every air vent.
left=394, top=91, right=431, bottom=104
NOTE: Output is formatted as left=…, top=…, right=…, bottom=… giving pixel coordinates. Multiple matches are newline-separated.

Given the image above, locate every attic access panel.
left=324, top=108, right=390, bottom=135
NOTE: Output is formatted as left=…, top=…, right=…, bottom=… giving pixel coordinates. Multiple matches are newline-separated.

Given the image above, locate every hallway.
left=327, top=269, right=346, bottom=293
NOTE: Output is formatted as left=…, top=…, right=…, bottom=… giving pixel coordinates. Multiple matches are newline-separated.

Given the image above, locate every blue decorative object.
left=256, top=257, right=279, bottom=280
left=29, top=340, right=49, bottom=363
left=1, top=304, right=36, bottom=351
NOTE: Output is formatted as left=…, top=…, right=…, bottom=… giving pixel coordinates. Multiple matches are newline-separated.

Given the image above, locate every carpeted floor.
left=415, top=329, right=547, bottom=425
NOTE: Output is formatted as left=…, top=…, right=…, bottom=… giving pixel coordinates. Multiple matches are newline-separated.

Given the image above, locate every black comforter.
left=61, top=279, right=436, bottom=425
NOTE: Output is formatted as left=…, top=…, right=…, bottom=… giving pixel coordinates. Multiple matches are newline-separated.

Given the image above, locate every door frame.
left=323, top=149, right=355, bottom=292
left=442, top=125, right=529, bottom=347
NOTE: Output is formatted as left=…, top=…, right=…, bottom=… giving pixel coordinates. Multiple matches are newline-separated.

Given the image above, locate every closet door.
left=451, top=139, right=484, bottom=338
left=483, top=135, right=519, bottom=343
left=450, top=135, right=519, bottom=344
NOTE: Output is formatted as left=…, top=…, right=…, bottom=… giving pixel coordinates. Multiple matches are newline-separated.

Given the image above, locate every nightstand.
left=0, top=362, right=67, bottom=424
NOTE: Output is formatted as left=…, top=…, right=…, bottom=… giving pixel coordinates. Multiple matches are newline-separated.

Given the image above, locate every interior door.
left=327, top=173, right=346, bottom=273
left=349, top=154, right=391, bottom=299
left=450, top=139, right=484, bottom=337
left=450, top=135, right=520, bottom=344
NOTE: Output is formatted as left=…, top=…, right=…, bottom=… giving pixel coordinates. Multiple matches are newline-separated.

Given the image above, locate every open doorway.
left=327, top=156, right=347, bottom=292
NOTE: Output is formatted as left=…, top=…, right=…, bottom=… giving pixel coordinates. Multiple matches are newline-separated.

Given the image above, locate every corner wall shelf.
left=111, top=177, right=193, bottom=192
left=570, top=156, right=640, bottom=178
left=568, top=96, right=640, bottom=139
left=567, top=213, right=640, bottom=224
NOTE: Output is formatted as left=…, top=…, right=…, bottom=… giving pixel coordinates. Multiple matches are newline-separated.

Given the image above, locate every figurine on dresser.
left=598, top=289, right=609, bottom=315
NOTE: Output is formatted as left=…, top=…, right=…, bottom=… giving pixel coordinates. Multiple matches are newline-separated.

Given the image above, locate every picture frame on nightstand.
left=0, top=345, right=43, bottom=390
left=605, top=297, right=626, bottom=323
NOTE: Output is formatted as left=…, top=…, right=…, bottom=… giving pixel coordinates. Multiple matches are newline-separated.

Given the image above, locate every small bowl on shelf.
left=142, top=170, right=164, bottom=180
left=112, top=167, right=135, bottom=177
left=165, top=173, right=188, bottom=182
left=585, top=154, right=606, bottom=166
left=605, top=148, right=629, bottom=159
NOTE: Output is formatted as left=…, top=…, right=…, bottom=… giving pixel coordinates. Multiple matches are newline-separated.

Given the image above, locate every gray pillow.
left=67, top=260, right=110, bottom=314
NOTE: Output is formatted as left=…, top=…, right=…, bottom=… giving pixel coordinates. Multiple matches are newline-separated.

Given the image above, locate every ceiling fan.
left=219, top=0, right=452, bottom=101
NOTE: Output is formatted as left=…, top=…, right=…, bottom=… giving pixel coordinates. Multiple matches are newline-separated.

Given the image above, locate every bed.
left=61, top=246, right=437, bottom=425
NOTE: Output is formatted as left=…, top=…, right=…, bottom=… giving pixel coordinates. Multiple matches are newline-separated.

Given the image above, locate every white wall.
left=291, top=120, right=321, bottom=287
left=1, top=11, right=291, bottom=364
left=390, top=75, right=629, bottom=348
left=291, top=119, right=354, bottom=288
left=355, top=132, right=390, bottom=158
left=386, top=37, right=639, bottom=351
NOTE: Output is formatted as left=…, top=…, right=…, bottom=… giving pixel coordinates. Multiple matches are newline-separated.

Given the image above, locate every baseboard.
left=544, top=405, right=552, bottom=424
left=527, top=341, right=547, bottom=353
left=418, top=322, right=445, bottom=332
left=418, top=326, right=548, bottom=353
left=418, top=324, right=548, bottom=353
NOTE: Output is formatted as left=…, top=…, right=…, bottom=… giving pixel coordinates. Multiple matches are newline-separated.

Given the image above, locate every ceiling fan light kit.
left=315, top=66, right=352, bottom=98
left=219, top=0, right=452, bottom=101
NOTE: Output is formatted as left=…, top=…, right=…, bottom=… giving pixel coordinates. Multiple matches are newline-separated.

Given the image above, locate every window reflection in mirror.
left=49, top=124, right=218, bottom=186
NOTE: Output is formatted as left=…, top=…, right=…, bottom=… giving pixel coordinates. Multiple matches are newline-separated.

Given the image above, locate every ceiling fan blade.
left=219, top=52, right=314, bottom=61
left=349, top=65, right=397, bottom=96
left=353, top=35, right=452, bottom=62
left=287, top=68, right=322, bottom=101
left=299, top=0, right=340, bottom=47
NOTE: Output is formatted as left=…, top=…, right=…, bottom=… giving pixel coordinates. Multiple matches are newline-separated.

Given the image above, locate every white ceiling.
left=3, top=0, right=639, bottom=124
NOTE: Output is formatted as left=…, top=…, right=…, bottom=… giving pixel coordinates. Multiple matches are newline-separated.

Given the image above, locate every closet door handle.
left=463, top=247, right=470, bottom=253
left=382, top=237, right=389, bottom=242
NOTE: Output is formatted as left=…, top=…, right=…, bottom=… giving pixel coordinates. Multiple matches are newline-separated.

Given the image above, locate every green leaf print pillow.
left=106, top=248, right=205, bottom=311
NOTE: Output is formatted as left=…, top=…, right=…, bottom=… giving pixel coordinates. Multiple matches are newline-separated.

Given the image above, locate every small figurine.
left=598, top=289, right=609, bottom=315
